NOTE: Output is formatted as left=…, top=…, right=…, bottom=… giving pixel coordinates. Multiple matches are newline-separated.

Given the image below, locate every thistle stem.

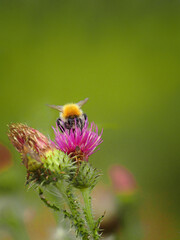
left=57, top=181, right=89, bottom=240
left=81, top=188, right=100, bottom=240
left=81, top=188, right=94, bottom=230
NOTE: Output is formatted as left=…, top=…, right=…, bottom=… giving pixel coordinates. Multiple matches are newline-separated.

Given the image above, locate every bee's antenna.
left=76, top=98, right=89, bottom=107
left=47, top=104, right=63, bottom=112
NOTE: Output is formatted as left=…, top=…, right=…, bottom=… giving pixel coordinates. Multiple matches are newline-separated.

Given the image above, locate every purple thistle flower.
left=52, top=121, right=103, bottom=161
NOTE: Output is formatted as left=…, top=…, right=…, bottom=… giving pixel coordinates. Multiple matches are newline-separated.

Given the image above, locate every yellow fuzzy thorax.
left=62, top=104, right=82, bottom=118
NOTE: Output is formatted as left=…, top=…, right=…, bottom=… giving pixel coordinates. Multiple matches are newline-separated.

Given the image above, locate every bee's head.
left=48, top=98, right=88, bottom=119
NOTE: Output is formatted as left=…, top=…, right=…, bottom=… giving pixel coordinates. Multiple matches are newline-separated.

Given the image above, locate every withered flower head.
left=8, top=123, right=51, bottom=156
left=8, top=123, right=52, bottom=171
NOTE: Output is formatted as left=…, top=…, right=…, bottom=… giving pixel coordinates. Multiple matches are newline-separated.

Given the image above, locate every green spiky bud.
left=42, top=149, right=74, bottom=174
left=72, top=161, right=101, bottom=190
left=27, top=149, right=76, bottom=186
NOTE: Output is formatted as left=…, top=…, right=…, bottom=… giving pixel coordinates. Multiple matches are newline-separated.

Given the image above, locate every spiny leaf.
left=38, top=188, right=61, bottom=212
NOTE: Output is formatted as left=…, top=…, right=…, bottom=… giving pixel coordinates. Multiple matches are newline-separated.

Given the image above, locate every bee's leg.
left=83, top=113, right=88, bottom=121
left=75, top=116, right=80, bottom=128
left=78, top=118, right=83, bottom=133
left=57, top=118, right=65, bottom=132
left=81, top=113, right=88, bottom=130
left=64, top=120, right=72, bottom=134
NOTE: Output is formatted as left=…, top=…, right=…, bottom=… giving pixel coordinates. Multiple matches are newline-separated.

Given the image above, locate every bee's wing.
left=47, top=104, right=63, bottom=112
left=76, top=98, right=88, bottom=107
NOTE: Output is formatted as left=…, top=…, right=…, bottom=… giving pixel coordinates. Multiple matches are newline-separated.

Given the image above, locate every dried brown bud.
left=8, top=123, right=51, bottom=156
left=8, top=123, right=53, bottom=170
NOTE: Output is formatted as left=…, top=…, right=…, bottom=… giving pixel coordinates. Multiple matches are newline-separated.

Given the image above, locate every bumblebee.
left=48, top=98, right=88, bottom=132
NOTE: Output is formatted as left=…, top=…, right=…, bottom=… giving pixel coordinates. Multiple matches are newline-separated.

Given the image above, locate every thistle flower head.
left=109, top=165, right=137, bottom=195
left=0, top=143, right=12, bottom=173
left=52, top=121, right=103, bottom=161
left=8, top=123, right=51, bottom=156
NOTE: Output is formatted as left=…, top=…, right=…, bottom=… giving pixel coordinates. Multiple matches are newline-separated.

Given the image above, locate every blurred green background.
left=0, top=0, right=180, bottom=239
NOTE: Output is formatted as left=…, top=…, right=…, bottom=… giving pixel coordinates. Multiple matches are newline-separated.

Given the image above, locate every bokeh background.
left=0, top=0, right=180, bottom=239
